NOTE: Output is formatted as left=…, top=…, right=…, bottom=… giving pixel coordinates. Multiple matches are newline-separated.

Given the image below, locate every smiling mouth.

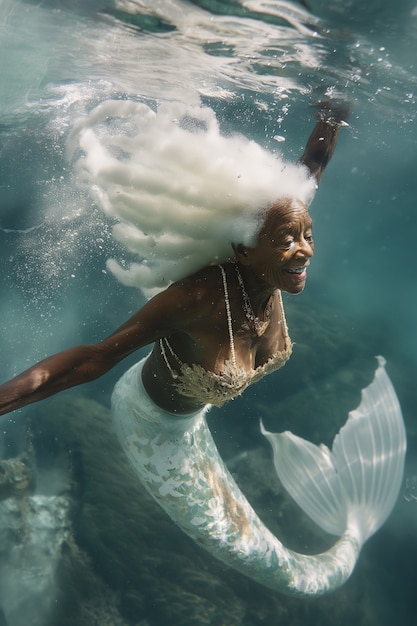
left=285, top=266, right=307, bottom=274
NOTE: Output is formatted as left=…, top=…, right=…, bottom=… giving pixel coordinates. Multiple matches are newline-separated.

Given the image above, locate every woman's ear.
left=232, top=243, right=250, bottom=265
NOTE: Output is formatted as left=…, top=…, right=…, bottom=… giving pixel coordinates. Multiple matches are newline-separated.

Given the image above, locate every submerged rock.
left=0, top=457, right=33, bottom=500
left=0, top=493, right=71, bottom=626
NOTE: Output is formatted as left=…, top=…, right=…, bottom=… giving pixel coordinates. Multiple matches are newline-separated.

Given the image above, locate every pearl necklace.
left=233, top=260, right=272, bottom=337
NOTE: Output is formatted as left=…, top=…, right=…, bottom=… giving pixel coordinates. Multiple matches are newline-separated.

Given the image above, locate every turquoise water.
left=0, top=1, right=416, bottom=625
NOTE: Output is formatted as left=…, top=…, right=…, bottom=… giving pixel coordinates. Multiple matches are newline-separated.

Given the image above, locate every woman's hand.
left=312, top=100, right=350, bottom=126
left=298, top=101, right=351, bottom=184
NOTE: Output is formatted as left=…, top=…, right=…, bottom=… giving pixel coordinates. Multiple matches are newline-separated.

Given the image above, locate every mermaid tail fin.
left=261, top=356, right=406, bottom=545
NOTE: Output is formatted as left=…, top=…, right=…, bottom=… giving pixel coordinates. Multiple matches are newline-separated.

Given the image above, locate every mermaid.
left=0, top=101, right=406, bottom=595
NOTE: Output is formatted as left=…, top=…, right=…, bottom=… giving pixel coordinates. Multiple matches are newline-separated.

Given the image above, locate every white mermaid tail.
left=111, top=356, right=406, bottom=596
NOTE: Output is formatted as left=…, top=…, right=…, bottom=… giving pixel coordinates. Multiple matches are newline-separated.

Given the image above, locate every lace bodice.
left=159, top=265, right=292, bottom=407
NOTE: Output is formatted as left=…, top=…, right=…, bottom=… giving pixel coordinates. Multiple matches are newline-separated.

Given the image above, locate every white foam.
left=70, top=100, right=316, bottom=294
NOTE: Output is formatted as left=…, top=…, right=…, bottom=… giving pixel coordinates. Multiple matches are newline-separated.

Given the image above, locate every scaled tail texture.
left=113, top=356, right=406, bottom=596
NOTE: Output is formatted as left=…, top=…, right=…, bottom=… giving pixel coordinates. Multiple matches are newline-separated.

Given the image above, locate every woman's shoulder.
left=165, top=264, right=226, bottom=321
left=173, top=264, right=225, bottom=295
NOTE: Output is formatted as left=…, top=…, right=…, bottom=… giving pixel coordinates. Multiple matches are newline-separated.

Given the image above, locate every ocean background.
left=0, top=1, right=416, bottom=625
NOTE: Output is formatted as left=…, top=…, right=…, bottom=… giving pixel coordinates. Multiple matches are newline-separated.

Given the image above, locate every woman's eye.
left=274, top=232, right=312, bottom=249
left=279, top=239, right=295, bottom=250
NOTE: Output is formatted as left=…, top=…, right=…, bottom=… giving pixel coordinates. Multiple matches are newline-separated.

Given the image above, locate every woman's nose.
left=295, top=238, right=314, bottom=258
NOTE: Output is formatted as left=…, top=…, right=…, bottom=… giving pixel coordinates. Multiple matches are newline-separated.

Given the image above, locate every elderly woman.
left=0, top=104, right=405, bottom=596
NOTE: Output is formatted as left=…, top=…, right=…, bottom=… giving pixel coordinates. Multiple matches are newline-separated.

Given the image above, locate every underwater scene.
left=0, top=0, right=416, bottom=625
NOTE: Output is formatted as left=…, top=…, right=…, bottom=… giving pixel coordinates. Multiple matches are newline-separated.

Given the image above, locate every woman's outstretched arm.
left=299, top=102, right=350, bottom=184
left=0, top=283, right=188, bottom=416
left=0, top=345, right=102, bottom=416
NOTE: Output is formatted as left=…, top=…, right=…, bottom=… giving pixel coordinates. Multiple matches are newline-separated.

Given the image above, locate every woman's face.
left=244, top=199, right=314, bottom=294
